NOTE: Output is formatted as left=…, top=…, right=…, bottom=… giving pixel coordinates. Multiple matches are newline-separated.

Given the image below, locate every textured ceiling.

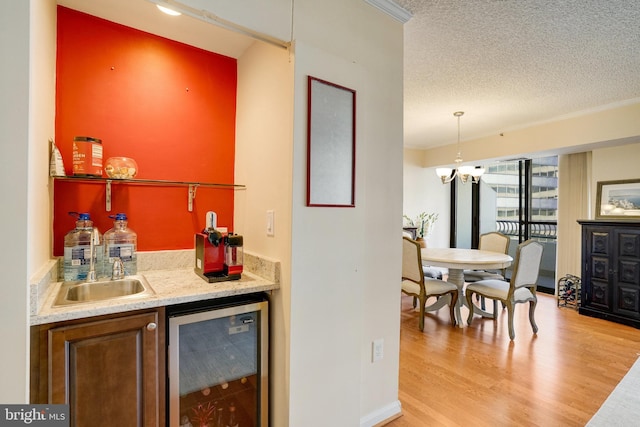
left=396, top=0, right=640, bottom=149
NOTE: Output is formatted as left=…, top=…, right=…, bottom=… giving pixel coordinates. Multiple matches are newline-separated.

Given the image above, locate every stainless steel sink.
left=53, top=275, right=155, bottom=306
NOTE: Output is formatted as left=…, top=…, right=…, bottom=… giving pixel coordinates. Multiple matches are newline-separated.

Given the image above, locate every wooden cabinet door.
left=49, top=311, right=163, bottom=427
left=613, top=229, right=640, bottom=318
left=583, top=226, right=613, bottom=311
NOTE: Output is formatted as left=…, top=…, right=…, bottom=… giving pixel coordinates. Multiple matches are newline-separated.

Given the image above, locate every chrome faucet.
left=111, top=257, right=125, bottom=280
left=87, top=227, right=100, bottom=282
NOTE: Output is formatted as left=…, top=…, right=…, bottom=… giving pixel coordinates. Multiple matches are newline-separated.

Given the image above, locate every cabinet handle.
left=146, top=322, right=157, bottom=331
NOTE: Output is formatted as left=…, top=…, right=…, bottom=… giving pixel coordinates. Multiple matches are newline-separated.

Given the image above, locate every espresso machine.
left=195, top=211, right=243, bottom=282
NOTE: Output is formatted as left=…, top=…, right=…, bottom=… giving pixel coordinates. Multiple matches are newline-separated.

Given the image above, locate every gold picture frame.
left=596, top=179, right=640, bottom=219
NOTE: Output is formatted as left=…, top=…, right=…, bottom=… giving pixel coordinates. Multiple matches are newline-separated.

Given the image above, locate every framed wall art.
left=306, top=76, right=356, bottom=207
left=596, top=179, right=640, bottom=219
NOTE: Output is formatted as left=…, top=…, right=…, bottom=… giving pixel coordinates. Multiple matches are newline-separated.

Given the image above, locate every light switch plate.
left=372, top=338, right=384, bottom=363
left=266, top=210, right=275, bottom=236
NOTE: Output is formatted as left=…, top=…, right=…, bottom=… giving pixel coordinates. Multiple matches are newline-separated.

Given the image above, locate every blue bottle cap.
left=68, top=212, right=91, bottom=220
left=109, top=213, right=128, bottom=221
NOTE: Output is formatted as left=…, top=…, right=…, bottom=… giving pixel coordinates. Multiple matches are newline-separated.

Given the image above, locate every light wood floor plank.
left=386, top=293, right=640, bottom=426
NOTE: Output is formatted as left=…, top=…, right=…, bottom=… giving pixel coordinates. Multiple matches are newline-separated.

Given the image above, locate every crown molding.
left=364, top=0, right=412, bottom=23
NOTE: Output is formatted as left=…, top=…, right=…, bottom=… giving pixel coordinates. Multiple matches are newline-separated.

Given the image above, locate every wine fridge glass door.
left=168, top=300, right=268, bottom=427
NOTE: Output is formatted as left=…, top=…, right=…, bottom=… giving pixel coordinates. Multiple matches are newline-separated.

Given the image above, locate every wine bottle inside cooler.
left=225, top=403, right=238, bottom=427
left=213, top=403, right=224, bottom=427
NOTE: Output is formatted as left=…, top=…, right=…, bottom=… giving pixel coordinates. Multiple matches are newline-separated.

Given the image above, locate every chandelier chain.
left=435, top=111, right=484, bottom=184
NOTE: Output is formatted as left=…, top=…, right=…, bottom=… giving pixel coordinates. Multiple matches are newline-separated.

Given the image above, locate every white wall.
left=32, top=0, right=58, bottom=271
left=229, top=0, right=405, bottom=424
left=421, top=102, right=640, bottom=168
left=235, top=40, right=294, bottom=426
left=289, top=1, right=404, bottom=426
left=591, top=141, right=640, bottom=217
left=0, top=0, right=56, bottom=402
left=403, top=148, right=451, bottom=248
left=0, top=0, right=31, bottom=403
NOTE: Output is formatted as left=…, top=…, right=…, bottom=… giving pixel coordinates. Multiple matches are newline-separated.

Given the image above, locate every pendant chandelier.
left=435, top=111, right=485, bottom=184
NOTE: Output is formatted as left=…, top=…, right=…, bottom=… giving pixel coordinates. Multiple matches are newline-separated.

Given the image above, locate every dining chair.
left=402, top=230, right=442, bottom=279
left=464, top=232, right=510, bottom=281
left=464, top=232, right=510, bottom=311
left=465, top=240, right=543, bottom=340
left=402, top=236, right=458, bottom=331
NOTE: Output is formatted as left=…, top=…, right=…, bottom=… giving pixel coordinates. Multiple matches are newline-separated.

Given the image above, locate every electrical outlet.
left=372, top=338, right=384, bottom=363
left=266, top=210, right=275, bottom=236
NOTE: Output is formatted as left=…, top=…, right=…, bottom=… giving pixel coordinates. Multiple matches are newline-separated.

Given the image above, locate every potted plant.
left=403, top=212, right=439, bottom=247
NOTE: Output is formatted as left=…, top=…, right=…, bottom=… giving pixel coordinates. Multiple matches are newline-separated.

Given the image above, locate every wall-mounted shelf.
left=54, top=176, right=245, bottom=212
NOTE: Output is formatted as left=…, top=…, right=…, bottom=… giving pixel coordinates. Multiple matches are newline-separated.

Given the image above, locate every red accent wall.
left=53, top=7, right=238, bottom=256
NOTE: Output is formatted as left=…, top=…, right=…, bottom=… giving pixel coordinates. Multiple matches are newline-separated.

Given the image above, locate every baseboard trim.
left=360, top=400, right=402, bottom=427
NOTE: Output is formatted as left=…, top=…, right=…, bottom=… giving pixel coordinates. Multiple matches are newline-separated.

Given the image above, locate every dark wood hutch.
left=579, top=220, right=640, bottom=328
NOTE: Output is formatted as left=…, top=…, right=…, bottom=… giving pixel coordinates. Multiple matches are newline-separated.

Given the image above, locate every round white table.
left=421, top=247, right=513, bottom=326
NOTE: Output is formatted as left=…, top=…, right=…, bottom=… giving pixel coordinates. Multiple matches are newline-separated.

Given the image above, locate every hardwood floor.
left=387, top=293, right=640, bottom=427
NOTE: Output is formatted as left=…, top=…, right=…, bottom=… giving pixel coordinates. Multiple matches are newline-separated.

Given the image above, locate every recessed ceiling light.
left=157, top=5, right=181, bottom=16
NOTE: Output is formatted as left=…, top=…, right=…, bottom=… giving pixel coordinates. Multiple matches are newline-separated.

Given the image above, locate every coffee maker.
left=194, top=211, right=243, bottom=282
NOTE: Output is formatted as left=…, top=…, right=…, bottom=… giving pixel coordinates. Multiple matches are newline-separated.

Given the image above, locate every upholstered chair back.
left=402, top=237, right=423, bottom=284
left=511, top=240, right=544, bottom=289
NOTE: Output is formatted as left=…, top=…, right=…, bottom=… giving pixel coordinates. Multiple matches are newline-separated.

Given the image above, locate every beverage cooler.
left=167, top=294, right=269, bottom=427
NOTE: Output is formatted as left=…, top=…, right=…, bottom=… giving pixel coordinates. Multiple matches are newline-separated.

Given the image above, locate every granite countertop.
left=30, top=250, right=280, bottom=326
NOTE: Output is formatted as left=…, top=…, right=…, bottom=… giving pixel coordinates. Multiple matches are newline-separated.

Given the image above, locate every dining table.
left=420, top=247, right=513, bottom=326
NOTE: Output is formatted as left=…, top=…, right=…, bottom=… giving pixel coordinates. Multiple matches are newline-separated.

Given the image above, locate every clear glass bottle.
left=63, top=212, right=103, bottom=281
left=213, top=402, right=224, bottom=427
left=225, top=403, right=238, bottom=427
left=103, top=213, right=137, bottom=276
